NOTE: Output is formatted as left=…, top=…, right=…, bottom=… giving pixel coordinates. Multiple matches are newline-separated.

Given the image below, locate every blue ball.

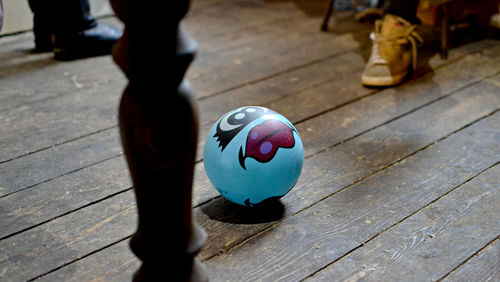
left=203, top=106, right=304, bottom=206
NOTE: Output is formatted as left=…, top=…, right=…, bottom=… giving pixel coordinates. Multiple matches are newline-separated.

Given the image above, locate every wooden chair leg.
left=110, top=0, right=208, bottom=281
left=440, top=5, right=449, bottom=59
left=321, top=0, right=336, bottom=31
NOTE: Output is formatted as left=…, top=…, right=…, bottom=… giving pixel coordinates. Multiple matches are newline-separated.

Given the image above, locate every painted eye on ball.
left=213, top=106, right=268, bottom=151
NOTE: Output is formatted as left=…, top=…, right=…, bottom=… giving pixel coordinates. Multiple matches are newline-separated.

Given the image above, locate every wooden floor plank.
left=197, top=74, right=500, bottom=259
left=0, top=1, right=304, bottom=112
left=0, top=18, right=364, bottom=164
left=0, top=55, right=121, bottom=115
left=0, top=156, right=131, bottom=240
left=36, top=239, right=138, bottom=282
left=2, top=46, right=499, bottom=243
left=306, top=165, right=500, bottom=281
left=194, top=50, right=370, bottom=161
left=188, top=21, right=362, bottom=98
left=441, top=238, right=500, bottom=282
left=278, top=46, right=500, bottom=157
left=0, top=3, right=312, bottom=113
left=0, top=49, right=364, bottom=196
left=0, top=191, right=137, bottom=282
left=203, top=112, right=500, bottom=281
left=196, top=50, right=367, bottom=128
left=10, top=74, right=499, bottom=281
left=0, top=18, right=124, bottom=114
left=195, top=38, right=500, bottom=132
left=0, top=78, right=121, bottom=163
left=0, top=128, right=122, bottom=197
left=186, top=0, right=311, bottom=46
left=0, top=1, right=336, bottom=111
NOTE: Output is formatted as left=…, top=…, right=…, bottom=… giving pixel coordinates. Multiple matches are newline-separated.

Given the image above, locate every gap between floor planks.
left=304, top=164, right=500, bottom=281
left=441, top=238, right=500, bottom=282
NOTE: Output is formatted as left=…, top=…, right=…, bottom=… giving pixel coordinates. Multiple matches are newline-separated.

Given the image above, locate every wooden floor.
left=1, top=0, right=499, bottom=281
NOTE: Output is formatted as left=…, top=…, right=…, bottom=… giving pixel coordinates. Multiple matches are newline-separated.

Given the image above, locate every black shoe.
left=53, top=22, right=122, bottom=61
left=33, top=33, right=54, bottom=53
left=32, top=16, right=54, bottom=52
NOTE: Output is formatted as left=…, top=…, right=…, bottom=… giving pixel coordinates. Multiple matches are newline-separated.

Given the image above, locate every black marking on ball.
left=213, top=107, right=269, bottom=151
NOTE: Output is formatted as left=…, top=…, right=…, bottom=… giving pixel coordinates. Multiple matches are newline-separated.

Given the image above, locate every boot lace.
left=370, top=21, right=423, bottom=70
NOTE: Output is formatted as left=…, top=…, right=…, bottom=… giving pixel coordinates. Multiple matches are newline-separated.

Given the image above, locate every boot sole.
left=361, top=71, right=407, bottom=87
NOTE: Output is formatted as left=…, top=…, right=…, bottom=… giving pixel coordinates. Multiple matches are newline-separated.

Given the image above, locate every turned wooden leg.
left=0, top=0, right=3, bottom=31
left=110, top=1, right=207, bottom=281
left=321, top=0, right=336, bottom=31
left=0, top=0, right=3, bottom=32
left=440, top=4, right=449, bottom=59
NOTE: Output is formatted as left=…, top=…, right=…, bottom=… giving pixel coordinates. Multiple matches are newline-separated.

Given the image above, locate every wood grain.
left=306, top=165, right=500, bottom=281
left=285, top=46, right=500, bottom=156
left=442, top=239, right=500, bottom=282
left=0, top=191, right=137, bottom=282
left=38, top=239, right=139, bottom=282
left=0, top=127, right=122, bottom=197
left=0, top=156, right=131, bottom=239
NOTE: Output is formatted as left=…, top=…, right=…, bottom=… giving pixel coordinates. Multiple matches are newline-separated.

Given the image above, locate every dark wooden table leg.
left=0, top=0, right=3, bottom=32
left=110, top=1, right=207, bottom=281
left=321, top=0, right=336, bottom=31
left=440, top=4, right=449, bottom=59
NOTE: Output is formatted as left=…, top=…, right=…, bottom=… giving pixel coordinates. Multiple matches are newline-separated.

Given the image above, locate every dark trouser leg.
left=110, top=0, right=207, bottom=281
left=27, top=0, right=95, bottom=33
left=383, top=0, right=420, bottom=23
left=27, top=0, right=96, bottom=50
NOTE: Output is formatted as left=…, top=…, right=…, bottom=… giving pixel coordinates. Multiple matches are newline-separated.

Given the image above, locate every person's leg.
left=27, top=0, right=121, bottom=60
left=28, top=0, right=95, bottom=48
left=27, top=0, right=55, bottom=51
left=383, top=0, right=420, bottom=23
left=361, top=0, right=423, bottom=87
left=55, top=0, right=96, bottom=33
